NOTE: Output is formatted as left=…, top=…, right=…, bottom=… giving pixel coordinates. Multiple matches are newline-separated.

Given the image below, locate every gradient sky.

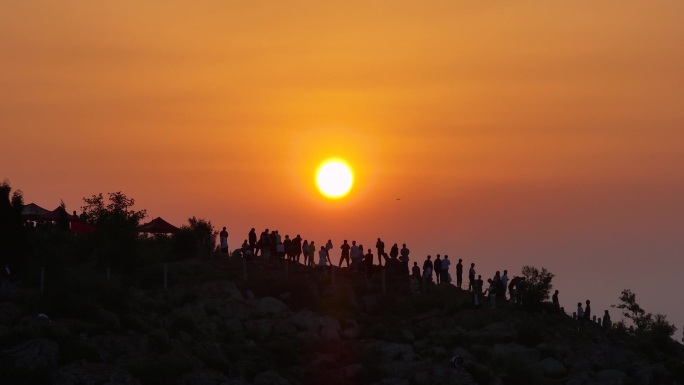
left=2, top=1, right=683, bottom=332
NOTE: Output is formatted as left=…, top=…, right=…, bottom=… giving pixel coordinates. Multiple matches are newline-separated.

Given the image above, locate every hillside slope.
left=1, top=257, right=682, bottom=385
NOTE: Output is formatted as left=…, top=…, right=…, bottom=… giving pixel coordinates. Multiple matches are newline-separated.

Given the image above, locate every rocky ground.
left=1, top=257, right=682, bottom=385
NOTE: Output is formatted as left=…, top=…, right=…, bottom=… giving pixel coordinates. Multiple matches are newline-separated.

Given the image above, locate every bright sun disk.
left=316, top=160, right=353, bottom=199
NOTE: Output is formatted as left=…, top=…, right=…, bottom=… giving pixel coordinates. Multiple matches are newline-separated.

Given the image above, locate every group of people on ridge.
left=220, top=226, right=612, bottom=325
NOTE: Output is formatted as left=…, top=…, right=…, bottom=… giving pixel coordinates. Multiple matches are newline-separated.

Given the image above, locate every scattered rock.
left=253, top=369, right=291, bottom=385
left=53, top=360, right=140, bottom=385
left=530, top=357, right=566, bottom=378
left=596, top=369, right=628, bottom=385
left=340, top=363, right=365, bottom=379
left=179, top=368, right=229, bottom=385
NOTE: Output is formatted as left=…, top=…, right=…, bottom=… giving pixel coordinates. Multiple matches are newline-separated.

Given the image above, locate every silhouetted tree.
left=0, top=179, right=27, bottom=274
left=81, top=192, right=146, bottom=269
left=520, top=265, right=554, bottom=309
left=612, top=289, right=677, bottom=339
left=172, top=217, right=217, bottom=259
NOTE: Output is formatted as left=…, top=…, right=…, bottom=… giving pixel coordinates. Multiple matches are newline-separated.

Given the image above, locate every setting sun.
left=316, top=160, right=353, bottom=199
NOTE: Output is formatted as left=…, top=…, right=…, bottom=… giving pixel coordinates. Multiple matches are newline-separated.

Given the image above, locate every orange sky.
left=2, top=1, right=684, bottom=332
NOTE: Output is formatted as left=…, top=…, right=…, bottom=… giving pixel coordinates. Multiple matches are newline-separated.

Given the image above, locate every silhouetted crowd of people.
left=224, top=227, right=612, bottom=327
left=235, top=229, right=412, bottom=279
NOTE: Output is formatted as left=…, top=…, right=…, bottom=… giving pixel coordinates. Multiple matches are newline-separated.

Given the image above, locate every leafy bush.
left=171, top=217, right=217, bottom=260
left=520, top=265, right=554, bottom=309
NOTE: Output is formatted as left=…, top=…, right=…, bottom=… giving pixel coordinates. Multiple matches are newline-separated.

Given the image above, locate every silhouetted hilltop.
left=1, top=256, right=683, bottom=385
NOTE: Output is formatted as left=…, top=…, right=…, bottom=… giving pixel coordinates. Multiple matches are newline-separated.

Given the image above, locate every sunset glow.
left=2, top=1, right=684, bottom=333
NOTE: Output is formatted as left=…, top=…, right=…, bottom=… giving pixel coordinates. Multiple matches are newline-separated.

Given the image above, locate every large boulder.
left=371, top=341, right=415, bottom=361
left=596, top=369, right=628, bottom=385
left=220, top=300, right=251, bottom=320
left=491, top=343, right=539, bottom=366
left=3, top=338, right=60, bottom=371
left=244, top=318, right=273, bottom=338
left=250, top=297, right=290, bottom=317
left=318, top=315, right=341, bottom=340
left=86, top=334, right=149, bottom=363
left=342, top=320, right=361, bottom=339
left=272, top=320, right=297, bottom=336
left=484, top=321, right=515, bottom=339
left=192, top=341, right=231, bottom=370
left=194, top=281, right=244, bottom=301
left=288, top=311, right=318, bottom=332
left=529, top=357, right=566, bottom=378
left=0, top=301, right=22, bottom=325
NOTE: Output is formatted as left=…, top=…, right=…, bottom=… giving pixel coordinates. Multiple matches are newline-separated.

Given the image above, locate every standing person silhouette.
left=390, top=243, right=399, bottom=260
left=422, top=255, right=433, bottom=282
left=219, top=227, right=229, bottom=256
left=602, top=310, right=611, bottom=329
left=364, top=249, right=374, bottom=280
left=411, top=262, right=421, bottom=279
left=456, top=259, right=463, bottom=289
left=400, top=244, right=410, bottom=274
left=248, top=228, right=257, bottom=256
left=468, top=263, right=476, bottom=291
left=293, top=234, right=302, bottom=264
left=434, top=255, right=442, bottom=284
left=584, top=300, right=591, bottom=321
left=376, top=238, right=386, bottom=266
left=339, top=240, right=351, bottom=267
left=260, top=229, right=270, bottom=259
left=552, top=290, right=560, bottom=309
left=501, top=270, right=509, bottom=300
left=318, top=246, right=330, bottom=267
left=283, top=235, right=293, bottom=261
left=484, top=279, right=496, bottom=309
left=307, top=241, right=316, bottom=267
left=325, top=239, right=333, bottom=260
left=576, top=302, right=584, bottom=330
left=302, top=240, right=309, bottom=265
left=442, top=255, right=451, bottom=284
left=350, top=241, right=361, bottom=271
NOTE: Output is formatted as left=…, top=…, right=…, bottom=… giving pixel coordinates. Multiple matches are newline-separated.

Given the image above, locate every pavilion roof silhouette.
left=138, top=217, right=180, bottom=234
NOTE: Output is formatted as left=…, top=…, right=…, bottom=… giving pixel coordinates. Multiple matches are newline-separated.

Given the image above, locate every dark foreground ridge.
left=1, top=255, right=683, bottom=385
